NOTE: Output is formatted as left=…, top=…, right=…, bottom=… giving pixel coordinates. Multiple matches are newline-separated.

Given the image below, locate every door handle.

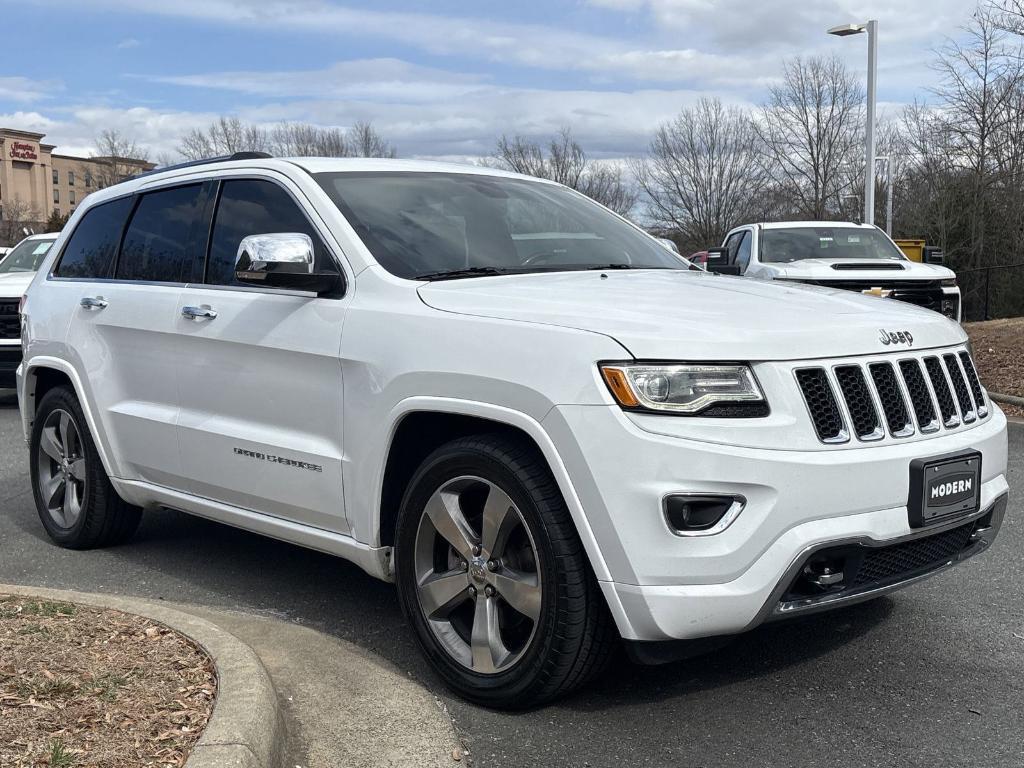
left=80, top=296, right=108, bottom=310
left=182, top=305, right=218, bottom=321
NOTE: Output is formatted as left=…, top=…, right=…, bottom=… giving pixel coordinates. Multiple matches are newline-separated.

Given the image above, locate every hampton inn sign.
left=8, top=141, right=38, bottom=160
left=0, top=128, right=152, bottom=234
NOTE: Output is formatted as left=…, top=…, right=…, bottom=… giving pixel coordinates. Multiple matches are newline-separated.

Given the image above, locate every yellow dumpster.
left=895, top=238, right=926, bottom=262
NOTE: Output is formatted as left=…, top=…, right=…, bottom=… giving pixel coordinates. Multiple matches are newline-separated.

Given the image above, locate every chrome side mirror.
left=235, top=233, right=341, bottom=294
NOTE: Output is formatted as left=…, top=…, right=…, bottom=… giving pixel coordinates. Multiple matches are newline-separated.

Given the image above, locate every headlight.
left=940, top=278, right=957, bottom=287
left=600, top=363, right=766, bottom=415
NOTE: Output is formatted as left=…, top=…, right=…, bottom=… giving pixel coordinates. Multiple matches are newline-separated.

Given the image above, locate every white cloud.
left=116, top=37, right=141, bottom=49
left=0, top=76, right=62, bottom=103
left=141, top=59, right=489, bottom=102
left=28, top=0, right=784, bottom=83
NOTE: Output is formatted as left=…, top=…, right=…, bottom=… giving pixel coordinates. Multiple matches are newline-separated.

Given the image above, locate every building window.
left=53, top=188, right=59, bottom=204
left=68, top=171, right=76, bottom=187
left=69, top=190, right=76, bottom=205
left=52, top=169, right=59, bottom=185
left=85, top=172, right=93, bottom=188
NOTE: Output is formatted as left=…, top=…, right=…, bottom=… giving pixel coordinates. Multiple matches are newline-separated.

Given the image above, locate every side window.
left=116, top=184, right=204, bottom=283
left=54, top=196, right=134, bottom=279
left=723, top=232, right=741, bottom=264
left=206, top=179, right=335, bottom=287
left=735, top=231, right=752, bottom=272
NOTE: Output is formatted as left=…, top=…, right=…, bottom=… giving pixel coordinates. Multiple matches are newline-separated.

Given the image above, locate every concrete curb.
left=990, top=391, right=1024, bottom=408
left=0, top=584, right=284, bottom=768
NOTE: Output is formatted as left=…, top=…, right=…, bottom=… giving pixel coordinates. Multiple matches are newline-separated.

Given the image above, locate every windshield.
left=315, top=172, right=686, bottom=279
left=760, top=227, right=906, bottom=264
left=0, top=238, right=54, bottom=274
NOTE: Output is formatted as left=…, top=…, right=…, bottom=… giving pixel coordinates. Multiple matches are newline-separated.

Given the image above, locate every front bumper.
left=543, top=402, right=1009, bottom=644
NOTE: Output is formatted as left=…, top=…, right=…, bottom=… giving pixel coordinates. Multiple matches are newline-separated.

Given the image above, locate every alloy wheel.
left=413, top=475, right=542, bottom=674
left=36, top=408, right=88, bottom=529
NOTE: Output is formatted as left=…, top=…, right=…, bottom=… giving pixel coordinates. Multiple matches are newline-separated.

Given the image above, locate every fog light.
left=663, top=494, right=744, bottom=536
left=941, top=297, right=959, bottom=319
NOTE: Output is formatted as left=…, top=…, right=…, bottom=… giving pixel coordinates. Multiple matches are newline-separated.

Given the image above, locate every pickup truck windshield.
left=315, top=171, right=686, bottom=279
left=760, top=227, right=906, bottom=264
left=0, top=238, right=53, bottom=274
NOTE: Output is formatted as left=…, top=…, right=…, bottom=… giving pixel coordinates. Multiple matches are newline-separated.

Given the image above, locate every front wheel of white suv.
left=30, top=386, right=142, bottom=549
left=394, top=434, right=616, bottom=709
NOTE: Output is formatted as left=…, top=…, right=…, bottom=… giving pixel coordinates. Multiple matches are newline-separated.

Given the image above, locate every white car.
left=710, top=221, right=962, bottom=320
left=0, top=233, right=58, bottom=388
left=17, top=158, right=1008, bottom=707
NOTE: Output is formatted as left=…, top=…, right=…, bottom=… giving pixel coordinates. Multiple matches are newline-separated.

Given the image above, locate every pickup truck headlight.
left=940, top=278, right=957, bottom=287
left=600, top=363, right=765, bottom=415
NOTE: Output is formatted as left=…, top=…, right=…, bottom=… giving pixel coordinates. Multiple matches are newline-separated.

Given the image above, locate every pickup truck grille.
left=795, top=348, right=989, bottom=444
left=789, top=279, right=955, bottom=316
left=0, top=301, right=20, bottom=340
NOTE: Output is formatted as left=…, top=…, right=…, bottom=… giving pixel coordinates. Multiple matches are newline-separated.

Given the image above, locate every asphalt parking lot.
left=1, top=390, right=1021, bottom=768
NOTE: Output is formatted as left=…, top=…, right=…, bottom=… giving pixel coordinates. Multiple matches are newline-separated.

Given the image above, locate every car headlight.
left=940, top=278, right=957, bottom=287
left=599, top=363, right=766, bottom=415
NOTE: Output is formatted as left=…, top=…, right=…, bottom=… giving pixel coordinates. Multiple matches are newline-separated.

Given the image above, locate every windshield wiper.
left=413, top=266, right=509, bottom=281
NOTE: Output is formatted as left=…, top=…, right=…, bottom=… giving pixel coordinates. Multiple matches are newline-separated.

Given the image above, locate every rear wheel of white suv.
left=394, top=433, right=615, bottom=709
left=30, top=386, right=142, bottom=549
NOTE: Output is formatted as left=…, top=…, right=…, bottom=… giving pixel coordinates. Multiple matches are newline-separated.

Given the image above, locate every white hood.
left=769, top=258, right=955, bottom=282
left=0, top=271, right=36, bottom=300
left=418, top=270, right=966, bottom=361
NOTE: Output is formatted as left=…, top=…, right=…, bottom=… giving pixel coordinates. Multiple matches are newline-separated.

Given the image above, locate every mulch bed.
left=965, top=319, right=1024, bottom=418
left=0, top=596, right=215, bottom=768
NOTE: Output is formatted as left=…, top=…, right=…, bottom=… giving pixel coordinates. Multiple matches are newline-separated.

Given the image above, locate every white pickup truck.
left=708, top=221, right=961, bottom=320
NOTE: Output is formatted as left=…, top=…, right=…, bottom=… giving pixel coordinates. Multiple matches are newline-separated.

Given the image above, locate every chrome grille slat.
left=958, top=351, right=988, bottom=419
left=868, top=362, right=914, bottom=437
left=924, top=356, right=960, bottom=428
left=833, top=365, right=883, bottom=441
left=943, top=353, right=976, bottom=424
left=796, top=348, right=987, bottom=445
left=898, top=359, right=940, bottom=433
left=794, top=368, right=848, bottom=443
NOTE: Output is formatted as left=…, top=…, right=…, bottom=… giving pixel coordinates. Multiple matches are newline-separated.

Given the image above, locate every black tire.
left=30, top=385, right=141, bottom=549
left=395, top=433, right=616, bottom=709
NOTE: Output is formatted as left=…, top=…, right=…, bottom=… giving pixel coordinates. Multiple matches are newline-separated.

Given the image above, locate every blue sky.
left=0, top=0, right=983, bottom=161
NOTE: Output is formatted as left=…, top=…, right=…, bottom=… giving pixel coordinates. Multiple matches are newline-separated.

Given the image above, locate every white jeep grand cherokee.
left=17, top=156, right=1009, bottom=708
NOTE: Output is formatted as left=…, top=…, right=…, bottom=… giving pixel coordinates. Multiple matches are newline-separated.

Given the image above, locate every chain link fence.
left=956, top=263, right=1024, bottom=322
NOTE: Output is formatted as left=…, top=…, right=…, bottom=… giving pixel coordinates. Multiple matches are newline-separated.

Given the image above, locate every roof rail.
left=132, top=151, right=274, bottom=180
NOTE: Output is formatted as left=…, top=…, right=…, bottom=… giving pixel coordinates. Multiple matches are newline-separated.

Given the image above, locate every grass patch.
left=48, top=739, right=76, bottom=768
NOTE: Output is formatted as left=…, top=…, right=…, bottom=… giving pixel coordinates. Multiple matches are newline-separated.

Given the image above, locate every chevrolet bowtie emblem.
left=862, top=287, right=894, bottom=298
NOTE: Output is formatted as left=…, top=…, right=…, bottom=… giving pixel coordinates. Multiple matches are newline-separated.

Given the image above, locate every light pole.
left=828, top=19, right=878, bottom=226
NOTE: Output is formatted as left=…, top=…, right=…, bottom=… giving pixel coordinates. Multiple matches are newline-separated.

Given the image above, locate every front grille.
left=924, top=356, right=959, bottom=427
left=959, top=352, right=988, bottom=417
left=898, top=359, right=938, bottom=431
left=795, top=368, right=845, bottom=442
left=834, top=365, right=881, bottom=439
left=868, top=362, right=912, bottom=436
left=0, top=302, right=19, bottom=340
left=851, top=521, right=976, bottom=587
left=795, top=347, right=987, bottom=444
left=792, top=279, right=945, bottom=313
left=944, top=354, right=976, bottom=423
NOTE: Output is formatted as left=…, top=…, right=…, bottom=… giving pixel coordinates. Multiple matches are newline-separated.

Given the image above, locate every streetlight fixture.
left=828, top=19, right=878, bottom=227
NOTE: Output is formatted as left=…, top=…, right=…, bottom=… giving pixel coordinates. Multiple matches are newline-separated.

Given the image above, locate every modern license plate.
left=908, top=451, right=982, bottom=528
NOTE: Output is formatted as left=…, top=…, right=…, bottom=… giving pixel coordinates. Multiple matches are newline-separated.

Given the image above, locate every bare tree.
left=494, top=128, right=637, bottom=216
left=757, top=55, right=864, bottom=220
left=179, top=117, right=397, bottom=160
left=0, top=197, right=41, bottom=246
left=346, top=121, right=397, bottom=158
left=177, top=117, right=271, bottom=160
left=91, top=130, right=151, bottom=188
left=630, top=98, right=769, bottom=250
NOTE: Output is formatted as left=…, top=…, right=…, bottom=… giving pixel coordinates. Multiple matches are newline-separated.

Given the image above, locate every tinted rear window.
left=54, top=196, right=134, bottom=279
left=117, top=184, right=204, bottom=283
